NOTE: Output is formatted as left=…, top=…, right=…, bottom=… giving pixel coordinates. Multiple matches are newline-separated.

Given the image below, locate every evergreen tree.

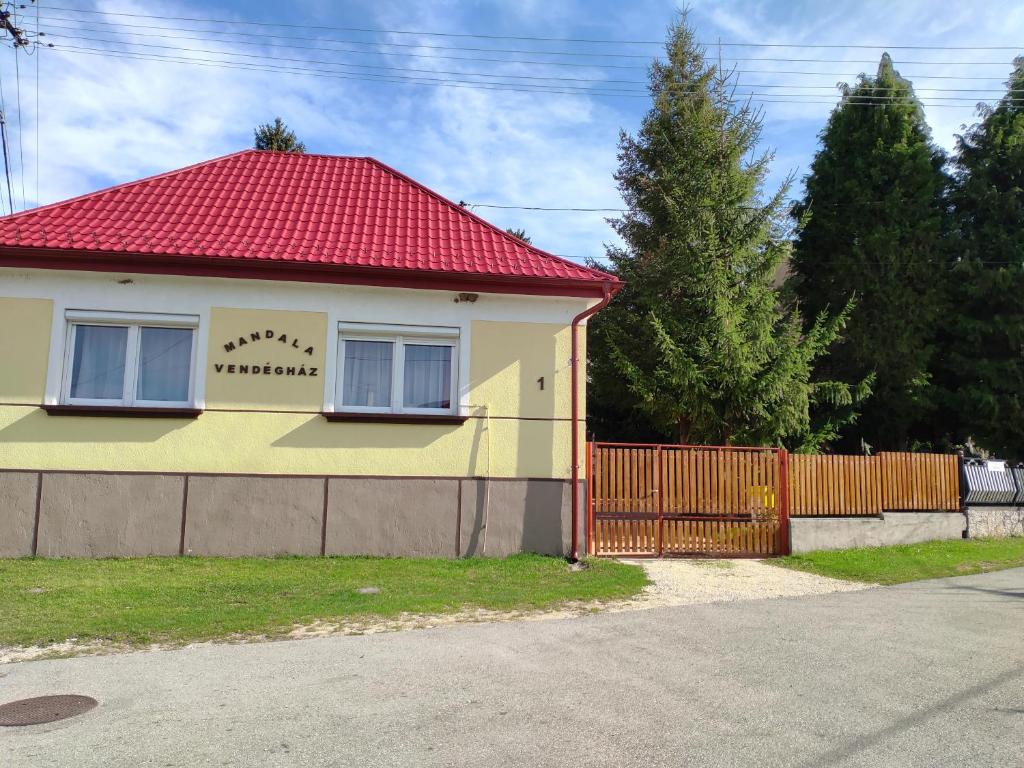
left=253, top=117, right=306, bottom=153
left=588, top=18, right=857, bottom=448
left=941, top=58, right=1024, bottom=457
left=505, top=227, right=532, bottom=244
left=788, top=54, right=950, bottom=451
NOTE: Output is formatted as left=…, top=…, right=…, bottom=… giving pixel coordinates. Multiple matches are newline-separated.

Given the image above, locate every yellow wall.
left=0, top=297, right=587, bottom=479
left=0, top=406, right=573, bottom=478
left=469, top=320, right=576, bottom=419
left=0, top=298, right=52, bottom=404
left=205, top=307, right=328, bottom=410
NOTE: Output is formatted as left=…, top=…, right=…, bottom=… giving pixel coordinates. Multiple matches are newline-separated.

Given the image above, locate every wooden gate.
left=587, top=442, right=790, bottom=557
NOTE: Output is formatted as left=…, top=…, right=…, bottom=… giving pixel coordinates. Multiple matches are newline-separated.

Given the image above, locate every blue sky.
left=1, top=0, right=1022, bottom=264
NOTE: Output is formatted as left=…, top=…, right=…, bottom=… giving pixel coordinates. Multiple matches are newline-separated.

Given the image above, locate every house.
left=0, top=150, right=619, bottom=559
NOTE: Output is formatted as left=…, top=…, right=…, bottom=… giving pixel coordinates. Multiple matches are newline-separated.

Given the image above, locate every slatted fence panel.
left=788, top=454, right=882, bottom=516
left=787, top=452, right=959, bottom=516
left=592, top=445, right=660, bottom=555
left=659, top=448, right=779, bottom=519
left=878, top=452, right=960, bottom=511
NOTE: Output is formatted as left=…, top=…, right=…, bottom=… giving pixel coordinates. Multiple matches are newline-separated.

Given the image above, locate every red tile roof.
left=0, top=150, right=617, bottom=296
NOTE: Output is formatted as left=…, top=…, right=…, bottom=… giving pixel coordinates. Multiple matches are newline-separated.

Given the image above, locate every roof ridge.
left=0, top=149, right=258, bottom=223
left=360, top=156, right=615, bottom=282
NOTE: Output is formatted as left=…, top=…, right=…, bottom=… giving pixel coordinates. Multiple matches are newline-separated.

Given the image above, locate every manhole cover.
left=0, top=695, right=97, bottom=726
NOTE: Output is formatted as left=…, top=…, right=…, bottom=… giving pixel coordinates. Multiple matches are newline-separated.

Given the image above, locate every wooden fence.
left=787, top=451, right=960, bottom=516
left=587, top=443, right=962, bottom=557
left=877, top=452, right=961, bottom=512
left=588, top=443, right=787, bottom=557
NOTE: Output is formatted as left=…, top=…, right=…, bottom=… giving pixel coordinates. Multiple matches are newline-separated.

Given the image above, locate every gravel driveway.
left=617, top=557, right=870, bottom=609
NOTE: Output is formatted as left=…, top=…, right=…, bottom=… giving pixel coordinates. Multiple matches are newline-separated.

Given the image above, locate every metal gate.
left=587, top=442, right=790, bottom=557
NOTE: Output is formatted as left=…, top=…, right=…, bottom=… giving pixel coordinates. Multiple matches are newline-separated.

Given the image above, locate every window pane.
left=137, top=327, right=193, bottom=402
left=403, top=344, right=452, bottom=409
left=69, top=325, right=128, bottom=400
left=343, top=340, right=393, bottom=407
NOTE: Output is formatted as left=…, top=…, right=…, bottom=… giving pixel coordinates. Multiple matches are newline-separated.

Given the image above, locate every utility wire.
left=34, top=0, right=38, bottom=206
left=49, top=44, right=1020, bottom=109
left=0, top=58, right=13, bottom=214
left=35, top=30, right=1024, bottom=95
left=30, top=18, right=1022, bottom=80
left=12, top=4, right=24, bottom=210
left=466, top=198, right=917, bottom=212
left=26, top=16, right=1020, bottom=66
left=33, top=6, right=1024, bottom=50
left=49, top=44, right=1024, bottom=108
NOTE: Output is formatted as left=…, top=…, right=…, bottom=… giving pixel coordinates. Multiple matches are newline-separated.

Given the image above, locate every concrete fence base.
left=790, top=511, right=966, bottom=554
left=0, top=470, right=581, bottom=559
left=965, top=506, right=1024, bottom=539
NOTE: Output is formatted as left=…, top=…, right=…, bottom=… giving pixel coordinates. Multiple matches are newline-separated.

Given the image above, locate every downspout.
left=570, top=281, right=615, bottom=562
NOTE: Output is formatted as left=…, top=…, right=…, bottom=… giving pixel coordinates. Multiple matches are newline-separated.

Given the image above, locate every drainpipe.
left=570, top=281, right=615, bottom=562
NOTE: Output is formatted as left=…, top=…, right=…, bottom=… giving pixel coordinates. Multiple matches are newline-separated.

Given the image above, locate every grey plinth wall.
left=965, top=506, right=1024, bottom=539
left=0, top=470, right=582, bottom=559
left=790, top=512, right=966, bottom=553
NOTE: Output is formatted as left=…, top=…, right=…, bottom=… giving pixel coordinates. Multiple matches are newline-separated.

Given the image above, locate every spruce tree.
left=588, top=18, right=856, bottom=448
left=941, top=58, right=1024, bottom=457
left=505, top=227, right=532, bottom=244
left=253, top=117, right=306, bottom=153
left=788, top=54, right=950, bottom=451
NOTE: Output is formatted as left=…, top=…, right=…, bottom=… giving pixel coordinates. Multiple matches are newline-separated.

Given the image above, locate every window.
left=62, top=311, right=198, bottom=408
left=336, top=324, right=458, bottom=414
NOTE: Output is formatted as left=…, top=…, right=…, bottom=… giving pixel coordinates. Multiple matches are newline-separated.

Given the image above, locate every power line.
left=0, top=58, right=13, bottom=213
left=42, top=36, right=1024, bottom=102
left=30, top=18, right=1023, bottom=81
left=35, top=29, right=1024, bottom=96
left=50, top=44, right=1020, bottom=109
left=33, top=6, right=1024, bottom=50
left=11, top=4, right=24, bottom=210
left=27, top=15, right=1021, bottom=66
left=466, top=198, right=920, bottom=213
left=470, top=203, right=626, bottom=212
left=33, top=0, right=38, bottom=206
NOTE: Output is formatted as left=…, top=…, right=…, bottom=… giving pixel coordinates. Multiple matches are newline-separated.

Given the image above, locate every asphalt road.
left=2, top=568, right=1022, bottom=767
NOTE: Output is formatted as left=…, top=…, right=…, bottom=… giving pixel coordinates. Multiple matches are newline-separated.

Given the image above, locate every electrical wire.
left=38, top=29, right=1022, bottom=67
left=48, top=44, right=1022, bottom=108
left=11, top=3, right=25, bottom=210
left=33, top=6, right=1024, bottom=50
left=0, top=57, right=13, bottom=214
left=27, top=15, right=1021, bottom=66
left=35, top=30, right=1024, bottom=96
left=34, top=0, right=38, bottom=206
left=29, top=17, right=1023, bottom=81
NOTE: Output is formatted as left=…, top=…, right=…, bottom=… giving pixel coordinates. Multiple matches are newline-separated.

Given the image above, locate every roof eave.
left=0, top=247, right=621, bottom=299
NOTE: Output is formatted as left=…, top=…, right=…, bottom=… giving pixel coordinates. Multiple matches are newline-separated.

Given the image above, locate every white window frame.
left=60, top=310, right=200, bottom=409
left=335, top=322, right=459, bottom=415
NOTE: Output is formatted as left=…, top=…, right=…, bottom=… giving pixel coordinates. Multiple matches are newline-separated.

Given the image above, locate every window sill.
left=43, top=405, right=202, bottom=419
left=322, top=411, right=468, bottom=425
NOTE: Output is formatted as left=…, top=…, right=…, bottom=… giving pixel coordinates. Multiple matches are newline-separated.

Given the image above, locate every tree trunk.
left=677, top=415, right=691, bottom=445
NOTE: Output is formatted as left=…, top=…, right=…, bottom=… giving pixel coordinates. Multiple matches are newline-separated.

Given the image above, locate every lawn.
left=0, top=554, right=648, bottom=649
left=773, top=537, right=1024, bottom=585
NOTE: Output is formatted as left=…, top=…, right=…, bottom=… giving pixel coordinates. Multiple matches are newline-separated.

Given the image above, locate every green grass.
left=772, top=537, right=1024, bottom=585
left=0, top=554, right=648, bottom=649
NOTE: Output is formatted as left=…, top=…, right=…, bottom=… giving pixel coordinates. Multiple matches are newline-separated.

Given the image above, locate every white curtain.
left=404, top=344, right=451, bottom=409
left=70, top=325, right=128, bottom=400
left=343, top=340, right=394, bottom=407
left=137, top=327, right=193, bottom=402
